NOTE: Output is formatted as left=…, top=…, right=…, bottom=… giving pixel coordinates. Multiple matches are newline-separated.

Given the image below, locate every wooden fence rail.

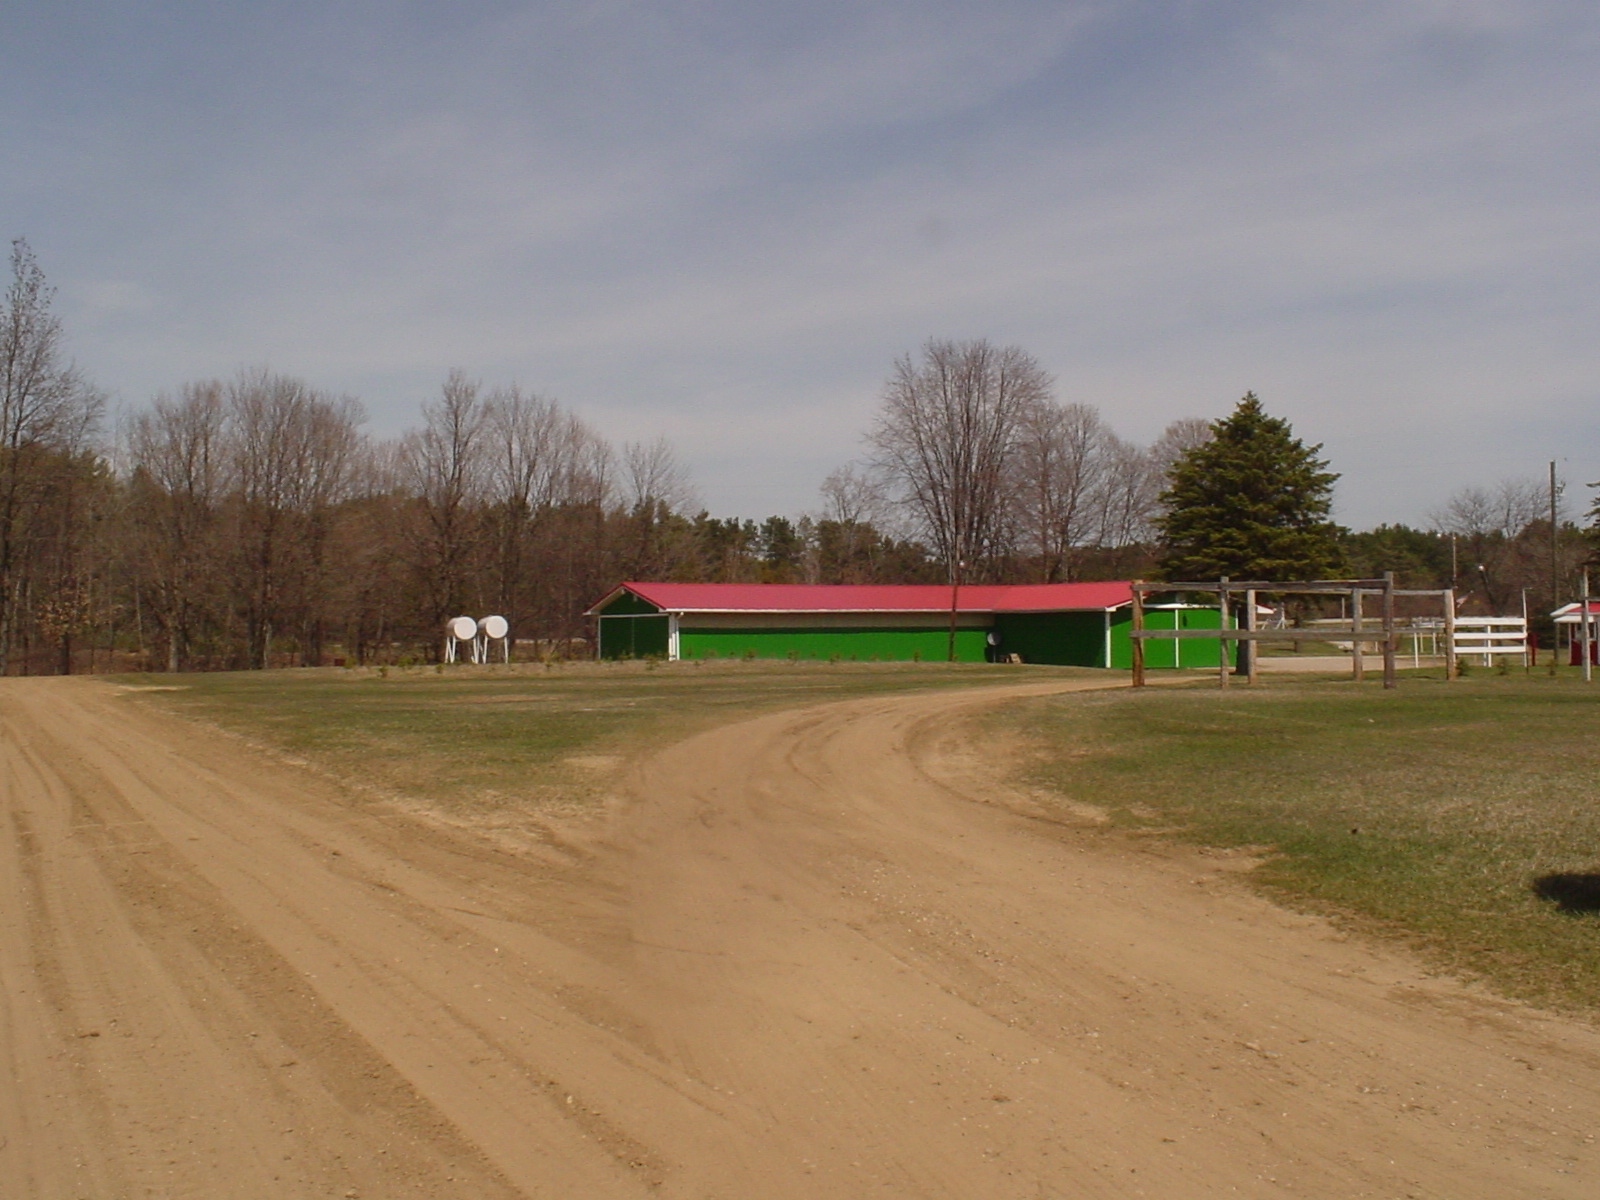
left=1130, top=574, right=1459, bottom=691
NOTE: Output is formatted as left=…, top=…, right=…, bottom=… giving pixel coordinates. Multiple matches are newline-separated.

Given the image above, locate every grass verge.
left=991, top=671, right=1600, bottom=1013
left=120, top=659, right=1070, bottom=820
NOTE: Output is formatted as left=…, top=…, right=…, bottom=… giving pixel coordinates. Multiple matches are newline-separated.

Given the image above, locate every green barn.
left=587, top=582, right=1235, bottom=668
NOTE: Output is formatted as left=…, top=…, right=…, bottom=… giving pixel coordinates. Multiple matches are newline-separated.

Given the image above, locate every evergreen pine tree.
left=1155, top=393, right=1343, bottom=580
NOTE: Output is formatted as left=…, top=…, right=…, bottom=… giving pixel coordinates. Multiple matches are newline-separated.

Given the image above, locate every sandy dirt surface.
left=3, top=675, right=1599, bottom=1198
left=1254, top=655, right=1363, bottom=674
left=1253, top=655, right=1447, bottom=674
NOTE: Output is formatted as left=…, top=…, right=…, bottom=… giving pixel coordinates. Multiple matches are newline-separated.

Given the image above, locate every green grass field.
left=120, top=659, right=1062, bottom=819
left=991, top=671, right=1600, bottom=1012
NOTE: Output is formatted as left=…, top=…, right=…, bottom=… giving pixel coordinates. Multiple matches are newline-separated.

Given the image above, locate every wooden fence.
left=1130, top=575, right=1457, bottom=691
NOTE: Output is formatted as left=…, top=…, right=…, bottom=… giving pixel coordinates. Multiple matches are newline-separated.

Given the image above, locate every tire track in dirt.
left=3, top=675, right=1599, bottom=1198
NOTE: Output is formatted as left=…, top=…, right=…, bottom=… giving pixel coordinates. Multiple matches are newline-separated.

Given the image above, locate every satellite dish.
left=986, top=632, right=1000, bottom=646
left=481, top=614, right=509, bottom=640
left=449, top=615, right=478, bottom=641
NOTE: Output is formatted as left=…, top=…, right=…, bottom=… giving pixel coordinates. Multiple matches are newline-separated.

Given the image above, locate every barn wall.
left=598, top=591, right=662, bottom=616
left=991, top=612, right=1108, bottom=666
left=678, top=625, right=990, bottom=663
left=680, top=611, right=955, bottom=630
left=598, top=614, right=671, bottom=658
left=1107, top=607, right=1238, bottom=669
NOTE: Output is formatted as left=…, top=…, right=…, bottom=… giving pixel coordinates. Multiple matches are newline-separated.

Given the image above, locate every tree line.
left=858, top=339, right=1590, bottom=614
left=1, top=240, right=956, bottom=672
left=2, top=241, right=1590, bottom=673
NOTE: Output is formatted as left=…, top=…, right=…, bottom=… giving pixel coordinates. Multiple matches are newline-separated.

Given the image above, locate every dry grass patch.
left=992, top=673, right=1600, bottom=1013
left=119, top=659, right=1065, bottom=821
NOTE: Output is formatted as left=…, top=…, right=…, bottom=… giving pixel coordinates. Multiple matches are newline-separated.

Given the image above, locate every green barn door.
left=600, top=614, right=671, bottom=659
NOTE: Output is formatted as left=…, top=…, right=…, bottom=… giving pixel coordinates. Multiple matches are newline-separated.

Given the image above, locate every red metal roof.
left=590, top=581, right=1133, bottom=615
left=1552, top=601, right=1600, bottom=618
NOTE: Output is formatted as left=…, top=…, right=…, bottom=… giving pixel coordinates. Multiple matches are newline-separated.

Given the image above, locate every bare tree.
left=289, top=392, right=364, bottom=664
left=1431, top=477, right=1554, bottom=611
left=620, top=437, right=697, bottom=579
left=126, top=381, right=228, bottom=669
left=801, top=466, right=886, bottom=584
left=1091, top=434, right=1163, bottom=555
left=1013, top=401, right=1107, bottom=581
left=486, top=387, right=562, bottom=513
left=622, top=437, right=696, bottom=513
left=1086, top=416, right=1212, bottom=576
left=229, top=369, right=300, bottom=667
left=1432, top=479, right=1548, bottom=540
left=1149, top=416, right=1214, bottom=478
left=0, top=239, right=103, bottom=671
left=401, top=370, right=489, bottom=636
left=228, top=369, right=363, bottom=667
left=531, top=413, right=616, bottom=644
left=555, top=414, right=613, bottom=510
left=819, top=463, right=887, bottom=528
left=479, top=385, right=625, bottom=641
left=483, top=386, right=562, bottom=621
left=359, top=436, right=408, bottom=495
left=868, top=338, right=1050, bottom=582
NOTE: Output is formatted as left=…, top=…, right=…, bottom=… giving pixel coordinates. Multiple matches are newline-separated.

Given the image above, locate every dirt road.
left=3, top=676, right=1598, bottom=1198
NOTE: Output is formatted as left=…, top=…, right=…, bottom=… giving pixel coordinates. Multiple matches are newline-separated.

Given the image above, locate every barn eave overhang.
left=584, top=585, right=662, bottom=617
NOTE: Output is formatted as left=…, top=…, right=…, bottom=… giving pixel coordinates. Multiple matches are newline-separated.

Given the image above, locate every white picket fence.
left=1451, top=616, right=1528, bottom=667
left=1306, top=614, right=1526, bottom=668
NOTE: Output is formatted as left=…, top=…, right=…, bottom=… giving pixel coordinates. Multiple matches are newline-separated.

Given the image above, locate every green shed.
left=587, top=582, right=1236, bottom=668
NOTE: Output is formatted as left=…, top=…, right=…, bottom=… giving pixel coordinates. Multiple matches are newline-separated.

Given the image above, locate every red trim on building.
left=1552, top=601, right=1600, bottom=616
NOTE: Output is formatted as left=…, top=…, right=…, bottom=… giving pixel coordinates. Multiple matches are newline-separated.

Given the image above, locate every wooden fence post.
left=1443, top=588, right=1457, bottom=680
left=1218, top=577, right=1231, bottom=689
left=1382, top=571, right=1397, bottom=689
left=1583, top=572, right=1593, bottom=684
left=1245, top=587, right=1258, bottom=685
left=1351, top=586, right=1364, bottom=682
left=1131, top=582, right=1146, bottom=688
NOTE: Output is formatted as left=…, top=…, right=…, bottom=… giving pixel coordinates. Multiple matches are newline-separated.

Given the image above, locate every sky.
left=5, top=0, right=1600, bottom=528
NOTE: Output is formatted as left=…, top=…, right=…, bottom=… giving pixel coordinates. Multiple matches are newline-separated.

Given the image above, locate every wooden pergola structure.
left=1130, top=573, right=1458, bottom=690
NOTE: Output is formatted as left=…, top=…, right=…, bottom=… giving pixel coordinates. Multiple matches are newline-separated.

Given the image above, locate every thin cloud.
left=6, top=1, right=1600, bottom=526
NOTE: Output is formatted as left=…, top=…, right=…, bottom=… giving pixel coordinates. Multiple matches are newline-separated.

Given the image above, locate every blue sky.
left=5, top=1, right=1600, bottom=527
